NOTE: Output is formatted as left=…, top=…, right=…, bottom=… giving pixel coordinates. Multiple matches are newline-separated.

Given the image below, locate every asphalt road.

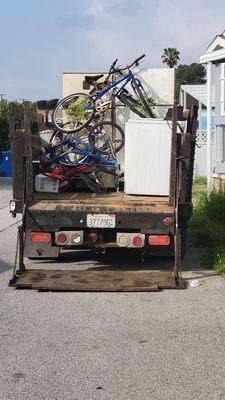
left=0, top=177, right=12, bottom=209
left=1, top=177, right=225, bottom=400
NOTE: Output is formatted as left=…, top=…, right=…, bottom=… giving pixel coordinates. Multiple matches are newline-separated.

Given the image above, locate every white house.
left=180, top=84, right=216, bottom=177
left=199, top=31, right=225, bottom=192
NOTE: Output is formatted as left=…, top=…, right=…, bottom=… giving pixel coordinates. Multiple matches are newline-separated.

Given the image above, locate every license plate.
left=87, top=214, right=116, bottom=228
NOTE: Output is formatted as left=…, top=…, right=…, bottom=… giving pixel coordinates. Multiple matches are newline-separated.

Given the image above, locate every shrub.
left=193, top=176, right=207, bottom=185
left=189, top=190, right=225, bottom=272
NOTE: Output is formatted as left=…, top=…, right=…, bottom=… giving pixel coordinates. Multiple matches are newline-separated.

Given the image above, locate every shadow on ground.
left=26, top=245, right=217, bottom=280
left=0, top=258, right=13, bottom=274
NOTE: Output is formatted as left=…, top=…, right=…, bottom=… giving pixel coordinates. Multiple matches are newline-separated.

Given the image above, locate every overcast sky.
left=1, top=0, right=225, bottom=101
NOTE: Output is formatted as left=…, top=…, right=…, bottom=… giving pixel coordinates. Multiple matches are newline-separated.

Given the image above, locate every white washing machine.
left=125, top=119, right=172, bottom=196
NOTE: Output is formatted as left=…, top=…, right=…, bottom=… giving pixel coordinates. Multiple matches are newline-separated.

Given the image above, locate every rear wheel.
left=88, top=121, right=125, bottom=155
left=52, top=93, right=95, bottom=133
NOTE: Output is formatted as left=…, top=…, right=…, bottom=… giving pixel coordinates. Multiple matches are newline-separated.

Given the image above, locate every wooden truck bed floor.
left=30, top=192, right=174, bottom=214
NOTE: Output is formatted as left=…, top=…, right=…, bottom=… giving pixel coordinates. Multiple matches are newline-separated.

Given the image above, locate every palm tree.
left=161, top=48, right=180, bottom=68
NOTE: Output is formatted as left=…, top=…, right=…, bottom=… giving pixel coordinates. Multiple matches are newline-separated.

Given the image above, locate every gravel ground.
left=1, top=178, right=225, bottom=400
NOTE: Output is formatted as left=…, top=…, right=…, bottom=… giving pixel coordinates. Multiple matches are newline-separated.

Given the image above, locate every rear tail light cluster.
left=117, top=233, right=145, bottom=248
left=55, top=231, right=83, bottom=246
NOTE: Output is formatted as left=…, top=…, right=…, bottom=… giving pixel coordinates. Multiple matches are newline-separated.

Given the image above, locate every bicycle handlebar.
left=133, top=54, right=145, bottom=66
left=111, top=58, right=118, bottom=69
left=109, top=54, right=146, bottom=75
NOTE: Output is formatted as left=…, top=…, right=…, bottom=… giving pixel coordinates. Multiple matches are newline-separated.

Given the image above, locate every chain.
left=12, top=227, right=20, bottom=278
left=177, top=228, right=182, bottom=275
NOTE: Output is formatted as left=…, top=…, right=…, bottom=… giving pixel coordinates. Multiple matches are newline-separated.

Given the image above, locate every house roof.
left=207, top=31, right=225, bottom=52
left=180, top=84, right=215, bottom=107
left=199, top=30, right=225, bottom=64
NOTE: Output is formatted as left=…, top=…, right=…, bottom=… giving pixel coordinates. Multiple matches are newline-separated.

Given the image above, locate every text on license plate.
left=87, top=214, right=116, bottom=228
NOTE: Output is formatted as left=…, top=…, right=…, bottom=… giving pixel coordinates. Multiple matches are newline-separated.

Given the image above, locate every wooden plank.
left=24, top=103, right=34, bottom=201
left=29, top=191, right=174, bottom=213
left=9, top=102, right=43, bottom=202
left=13, top=269, right=182, bottom=291
left=27, top=200, right=174, bottom=214
left=179, top=105, right=198, bottom=202
left=9, top=103, right=26, bottom=200
left=186, top=105, right=198, bottom=202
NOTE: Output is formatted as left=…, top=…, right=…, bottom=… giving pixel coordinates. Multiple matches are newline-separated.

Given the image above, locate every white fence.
left=194, top=131, right=215, bottom=177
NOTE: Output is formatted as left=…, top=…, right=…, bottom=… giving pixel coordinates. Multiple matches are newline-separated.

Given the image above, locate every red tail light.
left=148, top=235, right=170, bottom=246
left=30, top=232, right=51, bottom=243
left=132, top=235, right=143, bottom=247
left=88, top=233, right=98, bottom=243
left=55, top=232, right=69, bottom=245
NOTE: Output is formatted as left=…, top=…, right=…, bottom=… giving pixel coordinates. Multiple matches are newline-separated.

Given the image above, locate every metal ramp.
left=10, top=268, right=184, bottom=291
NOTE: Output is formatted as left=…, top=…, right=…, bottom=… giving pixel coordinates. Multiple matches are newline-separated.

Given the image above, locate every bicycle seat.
left=85, top=74, right=104, bottom=85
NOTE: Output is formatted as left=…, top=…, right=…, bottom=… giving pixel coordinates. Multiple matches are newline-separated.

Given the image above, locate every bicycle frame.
left=93, top=70, right=146, bottom=101
left=45, top=136, right=118, bottom=169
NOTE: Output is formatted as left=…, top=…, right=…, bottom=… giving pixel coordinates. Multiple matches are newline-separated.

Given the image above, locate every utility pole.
left=0, top=93, right=7, bottom=101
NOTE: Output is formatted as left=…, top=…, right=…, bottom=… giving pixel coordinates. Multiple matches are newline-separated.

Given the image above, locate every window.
left=221, top=63, right=225, bottom=115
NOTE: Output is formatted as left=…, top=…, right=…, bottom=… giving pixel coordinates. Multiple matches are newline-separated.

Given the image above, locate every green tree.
left=0, top=100, right=38, bottom=150
left=0, top=99, right=10, bottom=150
left=176, top=63, right=206, bottom=85
left=176, top=63, right=206, bottom=101
left=161, top=48, right=180, bottom=68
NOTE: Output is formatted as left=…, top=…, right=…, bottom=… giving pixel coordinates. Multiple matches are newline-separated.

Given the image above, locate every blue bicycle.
left=52, top=54, right=154, bottom=133
left=40, top=134, right=118, bottom=193
left=43, top=131, right=119, bottom=169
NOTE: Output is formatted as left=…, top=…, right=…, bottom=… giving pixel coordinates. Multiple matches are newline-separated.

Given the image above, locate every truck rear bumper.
left=26, top=209, right=176, bottom=232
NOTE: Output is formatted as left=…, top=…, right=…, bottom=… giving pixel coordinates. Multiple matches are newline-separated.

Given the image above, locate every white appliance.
left=125, top=119, right=172, bottom=196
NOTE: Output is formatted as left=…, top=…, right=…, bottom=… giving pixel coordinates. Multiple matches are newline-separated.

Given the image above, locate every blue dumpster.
left=0, top=151, right=12, bottom=177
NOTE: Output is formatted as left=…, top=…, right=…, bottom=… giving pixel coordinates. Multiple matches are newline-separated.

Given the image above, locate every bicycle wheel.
left=50, top=130, right=87, bottom=165
left=88, top=121, right=125, bottom=155
left=52, top=93, right=96, bottom=133
left=118, top=90, right=148, bottom=118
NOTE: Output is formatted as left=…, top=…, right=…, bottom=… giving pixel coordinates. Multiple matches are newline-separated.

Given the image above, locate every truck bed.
left=30, top=191, right=174, bottom=214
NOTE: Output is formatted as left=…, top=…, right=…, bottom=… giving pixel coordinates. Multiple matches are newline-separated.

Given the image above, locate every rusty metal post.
left=18, top=225, right=26, bottom=274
